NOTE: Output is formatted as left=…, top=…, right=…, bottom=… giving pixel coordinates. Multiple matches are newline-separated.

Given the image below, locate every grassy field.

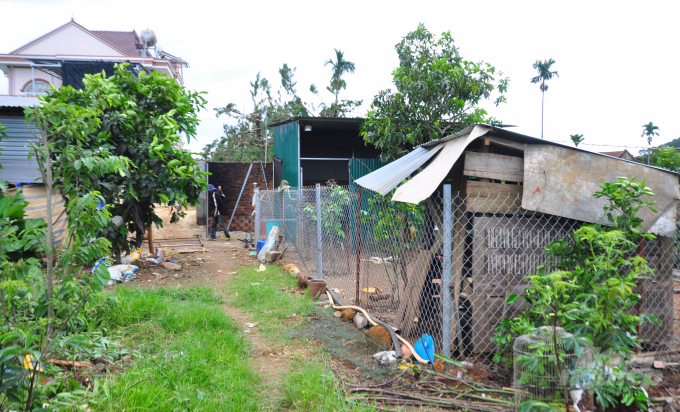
left=89, top=267, right=375, bottom=411
left=93, top=287, right=261, bottom=411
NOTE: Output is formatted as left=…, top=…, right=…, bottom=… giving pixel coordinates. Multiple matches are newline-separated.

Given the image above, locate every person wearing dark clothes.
left=209, top=184, right=231, bottom=241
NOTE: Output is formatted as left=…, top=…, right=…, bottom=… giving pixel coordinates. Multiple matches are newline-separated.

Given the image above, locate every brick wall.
left=207, top=162, right=274, bottom=233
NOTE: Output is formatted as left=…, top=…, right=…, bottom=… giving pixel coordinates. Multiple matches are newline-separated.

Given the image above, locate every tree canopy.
left=204, top=56, right=362, bottom=162
left=27, top=63, right=208, bottom=259
left=360, top=24, right=509, bottom=161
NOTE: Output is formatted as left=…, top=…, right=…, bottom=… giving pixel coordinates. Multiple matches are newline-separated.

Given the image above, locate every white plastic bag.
left=257, top=226, right=279, bottom=261
left=107, top=265, right=139, bottom=284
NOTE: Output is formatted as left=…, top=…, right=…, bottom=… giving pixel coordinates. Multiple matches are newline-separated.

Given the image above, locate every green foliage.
left=366, top=182, right=425, bottom=250
left=205, top=56, right=362, bottom=162
left=570, top=133, right=584, bottom=147
left=303, top=185, right=350, bottom=241
left=361, top=24, right=509, bottom=160
left=652, top=145, right=680, bottom=172
left=493, top=177, right=658, bottom=410
left=531, top=58, right=559, bottom=92
left=641, top=121, right=659, bottom=146
left=27, top=63, right=208, bottom=257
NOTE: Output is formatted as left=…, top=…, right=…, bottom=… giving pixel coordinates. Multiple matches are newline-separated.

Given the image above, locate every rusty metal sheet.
left=523, top=145, right=680, bottom=237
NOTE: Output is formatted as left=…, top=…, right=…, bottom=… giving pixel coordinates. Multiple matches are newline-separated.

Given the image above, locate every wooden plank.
left=466, top=196, right=522, bottom=214
left=466, top=181, right=524, bottom=214
left=466, top=181, right=523, bottom=197
left=488, top=136, right=525, bottom=152
left=463, top=152, right=523, bottom=182
left=449, top=173, right=468, bottom=354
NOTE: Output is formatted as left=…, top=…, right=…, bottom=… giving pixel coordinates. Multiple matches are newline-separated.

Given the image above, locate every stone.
left=323, top=304, right=331, bottom=309
left=353, top=313, right=368, bottom=329
left=161, top=261, right=182, bottom=271
left=318, top=293, right=328, bottom=301
left=341, top=308, right=357, bottom=321
left=315, top=301, right=325, bottom=306
left=367, top=325, right=392, bottom=345
left=333, top=311, right=342, bottom=318
left=264, top=251, right=281, bottom=262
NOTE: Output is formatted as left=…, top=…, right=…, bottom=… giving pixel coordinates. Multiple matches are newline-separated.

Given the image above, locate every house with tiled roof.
left=0, top=19, right=190, bottom=183
left=599, top=149, right=636, bottom=161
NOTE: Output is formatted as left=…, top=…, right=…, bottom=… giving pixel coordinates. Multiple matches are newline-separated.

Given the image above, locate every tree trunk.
left=541, top=88, right=545, bottom=139
left=41, top=125, right=55, bottom=329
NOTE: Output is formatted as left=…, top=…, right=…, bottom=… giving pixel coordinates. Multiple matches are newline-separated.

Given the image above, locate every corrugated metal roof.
left=0, top=95, right=40, bottom=108
left=354, top=146, right=443, bottom=195
left=269, top=116, right=365, bottom=128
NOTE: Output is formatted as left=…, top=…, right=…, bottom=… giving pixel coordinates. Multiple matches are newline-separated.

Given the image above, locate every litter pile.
left=94, top=247, right=184, bottom=285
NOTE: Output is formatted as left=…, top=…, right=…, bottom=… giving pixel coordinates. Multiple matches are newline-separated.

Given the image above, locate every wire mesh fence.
left=256, top=184, right=680, bottom=365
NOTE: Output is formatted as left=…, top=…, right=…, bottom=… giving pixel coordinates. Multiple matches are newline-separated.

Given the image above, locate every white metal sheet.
left=354, top=145, right=443, bottom=195
left=392, top=125, right=491, bottom=204
left=522, top=145, right=680, bottom=236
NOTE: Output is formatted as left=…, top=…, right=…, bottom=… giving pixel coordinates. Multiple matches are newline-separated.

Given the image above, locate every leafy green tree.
left=641, top=121, right=659, bottom=164
left=531, top=58, right=559, bottom=139
left=652, top=145, right=680, bottom=172
left=494, top=177, right=658, bottom=410
left=324, top=49, right=356, bottom=117
left=28, top=63, right=208, bottom=261
left=570, top=133, right=584, bottom=147
left=361, top=24, right=509, bottom=161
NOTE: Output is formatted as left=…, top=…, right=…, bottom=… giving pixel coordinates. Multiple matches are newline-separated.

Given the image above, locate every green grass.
left=93, top=286, right=261, bottom=411
left=281, top=356, right=375, bottom=412
left=225, top=265, right=325, bottom=341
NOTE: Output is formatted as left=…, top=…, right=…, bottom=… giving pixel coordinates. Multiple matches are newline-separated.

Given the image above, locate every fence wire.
left=257, top=184, right=680, bottom=363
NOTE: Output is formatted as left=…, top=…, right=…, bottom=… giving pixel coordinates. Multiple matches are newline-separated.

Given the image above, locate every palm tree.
left=570, top=134, right=584, bottom=147
left=325, top=49, right=356, bottom=115
left=641, top=122, right=660, bottom=164
left=531, top=59, right=559, bottom=139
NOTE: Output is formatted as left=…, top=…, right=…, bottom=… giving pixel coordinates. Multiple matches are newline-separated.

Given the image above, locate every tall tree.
left=641, top=121, right=660, bottom=164
left=29, top=64, right=208, bottom=261
left=324, top=48, right=356, bottom=116
left=531, top=58, right=559, bottom=139
left=361, top=24, right=509, bottom=161
left=570, top=133, right=584, bottom=147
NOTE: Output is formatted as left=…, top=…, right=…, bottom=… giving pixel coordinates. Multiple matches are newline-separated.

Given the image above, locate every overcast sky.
left=1, top=0, right=678, bottom=156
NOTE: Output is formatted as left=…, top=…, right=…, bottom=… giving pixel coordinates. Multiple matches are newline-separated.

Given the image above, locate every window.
left=24, top=80, right=50, bottom=95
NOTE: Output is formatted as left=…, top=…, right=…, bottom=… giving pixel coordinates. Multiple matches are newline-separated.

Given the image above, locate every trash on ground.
left=256, top=264, right=266, bottom=272
left=372, top=351, right=398, bottom=364
left=257, top=226, right=279, bottom=261
left=107, top=265, right=139, bottom=283
left=245, top=323, right=257, bottom=328
left=413, top=334, right=435, bottom=365
left=145, top=258, right=159, bottom=264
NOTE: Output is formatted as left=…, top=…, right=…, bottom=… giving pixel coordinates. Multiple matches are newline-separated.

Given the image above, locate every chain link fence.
left=256, top=184, right=680, bottom=364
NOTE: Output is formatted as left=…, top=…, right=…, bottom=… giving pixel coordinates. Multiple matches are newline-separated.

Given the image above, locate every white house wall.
left=14, top=24, right=126, bottom=57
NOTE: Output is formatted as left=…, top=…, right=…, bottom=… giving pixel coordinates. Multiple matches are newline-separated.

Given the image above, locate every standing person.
left=209, top=184, right=231, bottom=241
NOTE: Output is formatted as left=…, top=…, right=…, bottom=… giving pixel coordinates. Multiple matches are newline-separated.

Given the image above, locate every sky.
left=0, top=0, right=678, bottom=156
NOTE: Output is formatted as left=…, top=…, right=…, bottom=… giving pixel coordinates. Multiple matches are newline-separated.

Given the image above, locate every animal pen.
left=256, top=124, right=680, bottom=362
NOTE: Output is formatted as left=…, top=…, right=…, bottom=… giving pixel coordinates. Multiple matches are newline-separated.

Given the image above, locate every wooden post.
left=355, top=186, right=362, bottom=306
left=148, top=224, right=155, bottom=255
left=442, top=184, right=453, bottom=357
left=635, top=238, right=646, bottom=354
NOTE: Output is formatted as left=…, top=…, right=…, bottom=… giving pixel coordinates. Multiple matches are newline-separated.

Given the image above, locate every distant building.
left=599, top=149, right=636, bottom=161
left=0, top=19, right=189, bottom=184
left=269, top=116, right=385, bottom=188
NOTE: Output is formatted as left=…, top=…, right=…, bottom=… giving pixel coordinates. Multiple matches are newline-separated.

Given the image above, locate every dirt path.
left=122, top=207, right=294, bottom=408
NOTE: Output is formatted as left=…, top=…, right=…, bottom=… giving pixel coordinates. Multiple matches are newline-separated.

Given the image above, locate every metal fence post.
left=442, top=184, right=453, bottom=358
left=315, top=184, right=323, bottom=279
left=355, top=186, right=362, bottom=306
left=254, top=187, right=261, bottom=241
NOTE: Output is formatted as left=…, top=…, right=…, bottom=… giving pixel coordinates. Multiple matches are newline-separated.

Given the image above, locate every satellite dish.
left=140, top=29, right=157, bottom=46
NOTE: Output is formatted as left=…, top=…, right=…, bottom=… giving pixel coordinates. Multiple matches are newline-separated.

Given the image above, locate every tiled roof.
left=600, top=150, right=626, bottom=157
left=91, top=31, right=151, bottom=57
